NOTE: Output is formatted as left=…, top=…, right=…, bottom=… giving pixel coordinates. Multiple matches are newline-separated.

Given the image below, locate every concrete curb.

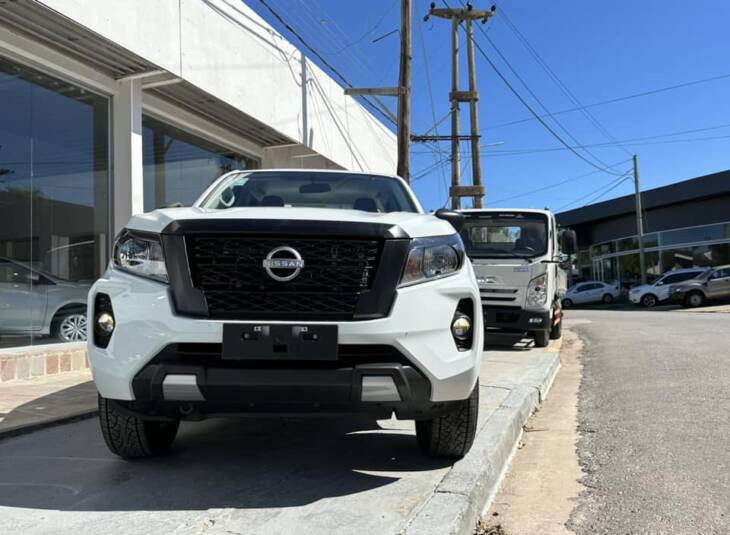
left=0, top=409, right=98, bottom=441
left=404, top=350, right=561, bottom=535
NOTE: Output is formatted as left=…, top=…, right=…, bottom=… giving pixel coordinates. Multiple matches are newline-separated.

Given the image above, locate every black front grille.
left=186, top=236, right=381, bottom=320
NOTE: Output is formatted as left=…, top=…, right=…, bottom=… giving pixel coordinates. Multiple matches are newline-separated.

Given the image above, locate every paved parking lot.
left=0, top=335, right=558, bottom=535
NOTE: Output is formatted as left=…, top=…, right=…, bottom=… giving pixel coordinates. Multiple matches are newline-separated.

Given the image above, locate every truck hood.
left=125, top=206, right=456, bottom=239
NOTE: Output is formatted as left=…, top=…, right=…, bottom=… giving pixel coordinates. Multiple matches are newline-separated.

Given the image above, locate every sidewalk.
left=0, top=338, right=562, bottom=535
left=0, top=369, right=96, bottom=438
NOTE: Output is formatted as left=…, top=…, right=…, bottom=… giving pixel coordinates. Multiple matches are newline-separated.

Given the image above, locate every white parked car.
left=628, top=268, right=706, bottom=307
left=88, top=170, right=483, bottom=459
left=562, top=281, right=620, bottom=307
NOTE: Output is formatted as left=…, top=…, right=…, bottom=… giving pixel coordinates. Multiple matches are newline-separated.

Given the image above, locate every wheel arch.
left=50, top=302, right=87, bottom=325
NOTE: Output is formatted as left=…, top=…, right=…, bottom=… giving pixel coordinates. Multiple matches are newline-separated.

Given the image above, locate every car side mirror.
left=435, top=208, right=466, bottom=232
left=560, top=229, right=577, bottom=256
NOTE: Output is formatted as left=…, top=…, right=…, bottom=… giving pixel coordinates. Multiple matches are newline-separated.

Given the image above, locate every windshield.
left=460, top=212, right=549, bottom=258
left=198, top=171, right=418, bottom=213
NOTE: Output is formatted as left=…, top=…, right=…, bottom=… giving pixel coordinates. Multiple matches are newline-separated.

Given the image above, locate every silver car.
left=670, top=264, right=730, bottom=308
left=0, top=257, right=90, bottom=343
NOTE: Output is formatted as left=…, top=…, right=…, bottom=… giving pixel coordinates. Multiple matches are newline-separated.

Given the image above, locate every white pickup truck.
left=458, top=209, right=576, bottom=347
left=88, top=169, right=483, bottom=459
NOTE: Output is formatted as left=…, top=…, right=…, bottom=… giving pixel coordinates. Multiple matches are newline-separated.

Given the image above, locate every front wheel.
left=641, top=294, right=658, bottom=308
left=98, top=396, right=180, bottom=459
left=533, top=329, right=550, bottom=347
left=416, top=380, right=479, bottom=458
left=562, top=298, right=573, bottom=309
left=684, top=291, right=705, bottom=308
left=602, top=293, right=614, bottom=304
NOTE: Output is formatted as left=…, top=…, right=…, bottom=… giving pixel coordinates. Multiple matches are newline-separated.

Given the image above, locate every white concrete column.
left=112, top=78, right=144, bottom=234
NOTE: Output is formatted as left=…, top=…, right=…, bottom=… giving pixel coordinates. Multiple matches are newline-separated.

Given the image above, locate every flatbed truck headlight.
left=526, top=274, right=548, bottom=307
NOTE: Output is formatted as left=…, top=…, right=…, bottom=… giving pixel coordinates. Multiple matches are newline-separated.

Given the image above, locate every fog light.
left=451, top=314, right=472, bottom=340
left=96, top=312, right=115, bottom=334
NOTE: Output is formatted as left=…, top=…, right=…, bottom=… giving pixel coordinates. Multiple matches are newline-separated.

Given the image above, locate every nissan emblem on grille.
left=262, top=246, right=305, bottom=282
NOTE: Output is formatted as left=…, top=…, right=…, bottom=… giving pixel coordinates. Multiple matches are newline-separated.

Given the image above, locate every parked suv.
left=670, top=264, right=730, bottom=307
left=88, top=170, right=483, bottom=459
left=628, top=268, right=706, bottom=307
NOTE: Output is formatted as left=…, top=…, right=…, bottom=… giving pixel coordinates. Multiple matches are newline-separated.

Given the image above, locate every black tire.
left=98, top=396, right=179, bottom=459
left=549, top=316, right=562, bottom=340
left=641, top=294, right=658, bottom=308
left=562, top=298, right=573, bottom=309
left=533, top=329, right=550, bottom=347
left=602, top=293, right=614, bottom=304
left=683, top=291, right=705, bottom=308
left=416, top=380, right=479, bottom=458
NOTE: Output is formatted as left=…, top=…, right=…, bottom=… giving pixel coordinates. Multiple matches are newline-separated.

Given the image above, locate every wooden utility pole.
left=397, top=0, right=412, bottom=182
left=421, top=3, right=495, bottom=208
left=633, top=154, right=647, bottom=284
left=450, top=17, right=460, bottom=209
left=465, top=18, right=483, bottom=208
left=346, top=0, right=412, bottom=182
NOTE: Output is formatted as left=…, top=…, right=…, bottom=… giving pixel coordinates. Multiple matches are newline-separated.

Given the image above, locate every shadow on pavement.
left=0, top=406, right=452, bottom=511
left=485, top=331, right=535, bottom=351
left=0, top=382, right=97, bottom=436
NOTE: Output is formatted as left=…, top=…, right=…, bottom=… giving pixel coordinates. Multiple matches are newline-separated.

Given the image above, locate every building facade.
left=0, top=0, right=396, bottom=350
left=556, top=171, right=730, bottom=287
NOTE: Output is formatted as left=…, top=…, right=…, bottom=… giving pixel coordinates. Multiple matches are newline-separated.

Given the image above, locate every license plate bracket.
left=222, top=324, right=338, bottom=360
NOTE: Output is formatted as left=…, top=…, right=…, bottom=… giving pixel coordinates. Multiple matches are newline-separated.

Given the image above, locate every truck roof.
left=458, top=208, right=553, bottom=216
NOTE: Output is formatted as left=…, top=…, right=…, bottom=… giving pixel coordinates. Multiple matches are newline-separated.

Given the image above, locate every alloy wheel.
left=59, top=314, right=88, bottom=342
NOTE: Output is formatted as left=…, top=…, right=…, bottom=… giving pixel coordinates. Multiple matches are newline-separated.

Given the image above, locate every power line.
left=414, top=120, right=730, bottom=155
left=416, top=15, right=449, bottom=204
left=443, top=1, right=624, bottom=177
left=453, top=0, right=625, bottom=174
left=255, top=0, right=396, bottom=126
left=327, top=0, right=399, bottom=54
left=484, top=158, right=632, bottom=205
left=483, top=72, right=730, bottom=132
left=497, top=6, right=632, bottom=157
left=555, top=171, right=632, bottom=212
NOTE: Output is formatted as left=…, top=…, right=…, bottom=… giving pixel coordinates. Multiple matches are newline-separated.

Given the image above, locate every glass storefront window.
left=0, top=57, right=109, bottom=348
left=661, top=244, right=730, bottom=270
left=142, top=116, right=257, bottom=211
left=660, top=223, right=730, bottom=247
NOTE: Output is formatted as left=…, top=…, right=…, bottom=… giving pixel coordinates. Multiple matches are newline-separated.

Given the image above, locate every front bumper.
left=87, top=265, right=482, bottom=407
left=482, top=305, right=550, bottom=332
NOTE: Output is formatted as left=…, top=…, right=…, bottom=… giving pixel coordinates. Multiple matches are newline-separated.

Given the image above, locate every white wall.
left=36, top=0, right=397, bottom=174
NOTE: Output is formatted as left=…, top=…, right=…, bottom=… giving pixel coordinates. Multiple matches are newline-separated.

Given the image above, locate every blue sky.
left=253, top=0, right=730, bottom=212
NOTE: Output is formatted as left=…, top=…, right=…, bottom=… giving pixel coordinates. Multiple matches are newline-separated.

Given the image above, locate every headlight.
left=526, top=274, right=548, bottom=307
left=400, top=234, right=464, bottom=287
left=113, top=230, right=168, bottom=282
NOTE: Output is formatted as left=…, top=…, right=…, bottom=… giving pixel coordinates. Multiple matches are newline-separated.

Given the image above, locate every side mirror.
left=560, top=229, right=577, bottom=256
left=434, top=208, right=466, bottom=232
left=558, top=253, right=572, bottom=271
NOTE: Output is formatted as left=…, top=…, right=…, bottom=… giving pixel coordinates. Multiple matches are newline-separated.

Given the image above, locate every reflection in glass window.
left=660, top=223, right=730, bottom=247
left=142, top=116, right=257, bottom=211
left=0, top=57, right=108, bottom=348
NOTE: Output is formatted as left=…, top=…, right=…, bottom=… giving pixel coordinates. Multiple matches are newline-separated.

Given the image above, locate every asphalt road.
left=566, top=309, right=730, bottom=534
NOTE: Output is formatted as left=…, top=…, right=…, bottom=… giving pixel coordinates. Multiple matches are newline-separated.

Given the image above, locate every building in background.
left=556, top=170, right=730, bottom=288
left=0, top=0, right=395, bottom=349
